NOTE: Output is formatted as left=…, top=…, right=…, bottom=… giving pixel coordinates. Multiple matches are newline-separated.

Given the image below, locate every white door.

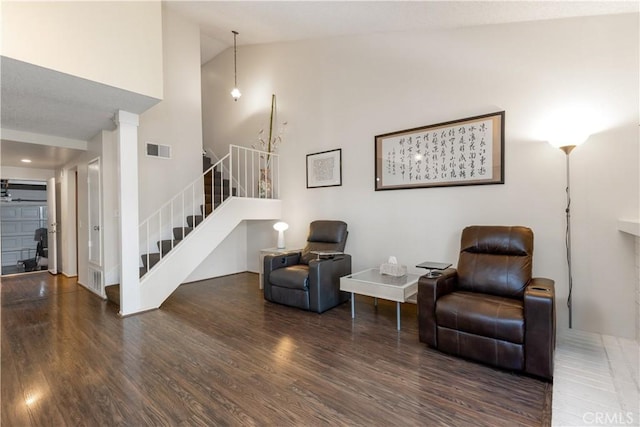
left=88, top=158, right=102, bottom=266
left=47, top=177, right=57, bottom=274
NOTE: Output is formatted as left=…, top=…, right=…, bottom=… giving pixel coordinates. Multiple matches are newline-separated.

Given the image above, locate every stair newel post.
left=210, top=167, right=219, bottom=212
left=146, top=221, right=150, bottom=274
left=251, top=149, right=255, bottom=198
left=202, top=173, right=205, bottom=218
left=170, top=200, right=174, bottom=252
left=244, top=148, right=248, bottom=198
left=276, top=155, right=279, bottom=199
left=234, top=147, right=237, bottom=197
left=158, top=210, right=162, bottom=259
left=181, top=191, right=185, bottom=239
left=235, top=146, right=239, bottom=197
left=216, top=162, right=220, bottom=210
left=229, top=146, right=234, bottom=203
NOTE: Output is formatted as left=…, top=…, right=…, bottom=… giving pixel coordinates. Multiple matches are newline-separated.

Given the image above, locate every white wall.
left=202, top=14, right=639, bottom=339
left=246, top=220, right=285, bottom=273
left=1, top=166, right=54, bottom=182
left=138, top=6, right=202, bottom=222
left=636, top=237, right=640, bottom=341
left=186, top=222, right=248, bottom=282
left=186, top=219, right=284, bottom=282
left=1, top=1, right=163, bottom=99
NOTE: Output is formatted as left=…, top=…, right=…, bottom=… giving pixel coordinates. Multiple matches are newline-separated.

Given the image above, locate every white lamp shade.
left=274, top=222, right=288, bottom=248
left=273, top=222, right=289, bottom=231
left=548, top=133, right=589, bottom=149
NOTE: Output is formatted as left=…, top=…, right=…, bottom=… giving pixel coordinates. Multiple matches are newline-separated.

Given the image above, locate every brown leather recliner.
left=264, top=220, right=351, bottom=313
left=417, top=225, right=555, bottom=381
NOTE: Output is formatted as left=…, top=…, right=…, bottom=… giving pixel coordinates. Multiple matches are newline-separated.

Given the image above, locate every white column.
left=114, top=110, right=141, bottom=315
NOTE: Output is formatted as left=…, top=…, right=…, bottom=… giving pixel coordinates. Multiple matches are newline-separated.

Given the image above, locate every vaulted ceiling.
left=164, top=1, right=638, bottom=63
left=1, top=1, right=637, bottom=172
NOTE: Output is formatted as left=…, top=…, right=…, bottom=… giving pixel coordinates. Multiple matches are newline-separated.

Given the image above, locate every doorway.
left=0, top=179, right=49, bottom=276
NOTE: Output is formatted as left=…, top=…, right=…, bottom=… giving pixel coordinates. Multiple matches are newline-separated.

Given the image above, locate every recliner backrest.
left=457, top=225, right=533, bottom=299
left=300, top=220, right=348, bottom=265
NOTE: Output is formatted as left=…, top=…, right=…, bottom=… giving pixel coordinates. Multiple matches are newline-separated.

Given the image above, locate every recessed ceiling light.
left=21, top=159, right=32, bottom=163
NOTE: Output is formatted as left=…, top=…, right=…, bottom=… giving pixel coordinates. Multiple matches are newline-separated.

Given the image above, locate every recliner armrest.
left=308, top=254, right=352, bottom=313
left=524, top=277, right=555, bottom=381
left=308, top=254, right=351, bottom=279
left=417, top=268, right=458, bottom=347
left=264, top=252, right=302, bottom=274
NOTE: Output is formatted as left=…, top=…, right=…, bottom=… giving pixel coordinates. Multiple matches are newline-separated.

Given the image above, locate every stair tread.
left=173, top=227, right=193, bottom=240
left=187, top=215, right=203, bottom=227
left=158, top=239, right=182, bottom=255
left=141, top=252, right=161, bottom=269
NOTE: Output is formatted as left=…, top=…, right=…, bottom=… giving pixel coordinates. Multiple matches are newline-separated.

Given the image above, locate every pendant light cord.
left=232, top=31, right=239, bottom=88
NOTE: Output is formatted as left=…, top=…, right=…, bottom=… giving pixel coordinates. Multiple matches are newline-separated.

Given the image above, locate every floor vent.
left=88, top=267, right=103, bottom=295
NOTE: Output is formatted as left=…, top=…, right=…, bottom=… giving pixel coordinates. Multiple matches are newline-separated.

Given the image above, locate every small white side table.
left=258, top=247, right=299, bottom=289
left=340, top=268, right=421, bottom=331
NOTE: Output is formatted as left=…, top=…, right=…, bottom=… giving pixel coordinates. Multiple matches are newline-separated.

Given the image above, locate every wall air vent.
left=146, top=142, right=171, bottom=159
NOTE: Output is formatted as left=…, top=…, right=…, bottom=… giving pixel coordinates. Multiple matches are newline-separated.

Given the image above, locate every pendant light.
left=230, top=30, right=241, bottom=101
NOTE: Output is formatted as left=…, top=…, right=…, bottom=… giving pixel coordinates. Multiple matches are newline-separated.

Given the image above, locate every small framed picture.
left=306, top=148, right=342, bottom=188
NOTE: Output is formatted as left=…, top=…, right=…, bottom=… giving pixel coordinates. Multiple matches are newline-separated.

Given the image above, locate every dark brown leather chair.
left=263, top=220, right=351, bottom=313
left=418, top=226, right=555, bottom=380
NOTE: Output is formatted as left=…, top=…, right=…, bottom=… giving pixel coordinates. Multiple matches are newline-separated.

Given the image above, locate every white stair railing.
left=229, top=145, right=280, bottom=199
left=204, top=147, right=247, bottom=197
left=138, top=145, right=279, bottom=277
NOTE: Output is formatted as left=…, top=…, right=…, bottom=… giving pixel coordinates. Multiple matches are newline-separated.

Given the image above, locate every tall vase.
left=259, top=168, right=272, bottom=198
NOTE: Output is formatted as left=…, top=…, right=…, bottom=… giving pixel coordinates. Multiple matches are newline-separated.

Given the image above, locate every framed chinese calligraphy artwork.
left=375, top=111, right=505, bottom=191
left=307, top=148, right=342, bottom=188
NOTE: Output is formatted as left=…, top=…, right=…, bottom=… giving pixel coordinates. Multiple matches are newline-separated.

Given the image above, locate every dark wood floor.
left=2, top=272, right=552, bottom=426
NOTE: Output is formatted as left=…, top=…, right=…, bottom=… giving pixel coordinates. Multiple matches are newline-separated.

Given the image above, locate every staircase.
left=105, top=145, right=281, bottom=312
left=137, top=168, right=237, bottom=278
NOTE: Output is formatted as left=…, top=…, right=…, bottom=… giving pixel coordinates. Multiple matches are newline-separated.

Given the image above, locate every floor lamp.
left=551, top=140, right=584, bottom=329
left=560, top=144, right=576, bottom=328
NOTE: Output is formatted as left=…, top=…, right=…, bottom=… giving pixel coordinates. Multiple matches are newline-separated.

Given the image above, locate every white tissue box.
left=380, top=263, right=407, bottom=277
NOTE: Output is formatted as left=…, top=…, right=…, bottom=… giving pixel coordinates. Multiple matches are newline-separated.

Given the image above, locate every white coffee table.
left=340, top=268, right=421, bottom=331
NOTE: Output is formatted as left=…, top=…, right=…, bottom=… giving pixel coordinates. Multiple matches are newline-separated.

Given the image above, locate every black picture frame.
left=375, top=111, right=505, bottom=191
left=306, top=148, right=342, bottom=188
